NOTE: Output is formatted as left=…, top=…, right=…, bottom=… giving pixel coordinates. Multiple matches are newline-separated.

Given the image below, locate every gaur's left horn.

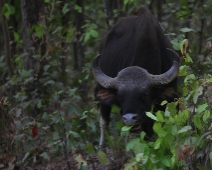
left=92, top=54, right=117, bottom=89
left=149, top=48, right=180, bottom=86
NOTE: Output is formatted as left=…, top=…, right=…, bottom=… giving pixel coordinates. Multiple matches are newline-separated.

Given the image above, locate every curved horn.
left=92, top=54, right=117, bottom=89
left=150, top=48, right=180, bottom=86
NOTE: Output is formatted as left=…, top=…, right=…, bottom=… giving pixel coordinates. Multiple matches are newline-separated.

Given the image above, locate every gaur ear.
left=96, top=89, right=115, bottom=104
left=160, top=88, right=179, bottom=101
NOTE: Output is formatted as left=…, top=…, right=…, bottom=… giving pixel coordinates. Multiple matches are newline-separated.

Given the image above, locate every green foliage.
left=1, top=0, right=212, bottom=169
left=2, top=3, right=15, bottom=18
left=97, top=150, right=109, bottom=165
left=123, top=38, right=212, bottom=169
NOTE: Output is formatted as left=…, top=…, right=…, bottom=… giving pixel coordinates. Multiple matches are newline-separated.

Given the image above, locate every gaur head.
left=92, top=48, right=180, bottom=127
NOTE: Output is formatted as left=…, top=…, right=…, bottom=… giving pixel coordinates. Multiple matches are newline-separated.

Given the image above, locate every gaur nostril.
left=122, top=113, right=138, bottom=125
left=123, top=117, right=127, bottom=121
left=132, top=115, right=137, bottom=120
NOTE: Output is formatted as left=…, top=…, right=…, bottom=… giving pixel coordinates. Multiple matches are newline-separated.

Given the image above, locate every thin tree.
left=20, top=0, right=46, bottom=116
left=0, top=0, right=14, bottom=78
left=21, top=0, right=46, bottom=71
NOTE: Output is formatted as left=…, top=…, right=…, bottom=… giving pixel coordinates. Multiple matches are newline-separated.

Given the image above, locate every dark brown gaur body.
left=92, top=6, right=180, bottom=146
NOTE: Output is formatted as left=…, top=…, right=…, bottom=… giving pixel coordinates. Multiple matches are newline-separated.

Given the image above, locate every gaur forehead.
left=117, top=67, right=150, bottom=89
left=118, top=85, right=149, bottom=96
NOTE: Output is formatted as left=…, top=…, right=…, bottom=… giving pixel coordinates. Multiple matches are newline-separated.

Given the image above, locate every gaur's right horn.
left=92, top=54, right=117, bottom=89
left=149, top=48, right=180, bottom=86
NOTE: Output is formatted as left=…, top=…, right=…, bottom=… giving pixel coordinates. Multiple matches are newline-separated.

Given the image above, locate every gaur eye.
left=138, top=93, right=149, bottom=100
left=117, top=94, right=123, bottom=102
left=145, top=93, right=149, bottom=96
left=118, top=96, right=123, bottom=102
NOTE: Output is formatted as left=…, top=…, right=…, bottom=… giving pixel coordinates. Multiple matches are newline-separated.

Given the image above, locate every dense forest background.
left=1, top=0, right=212, bottom=169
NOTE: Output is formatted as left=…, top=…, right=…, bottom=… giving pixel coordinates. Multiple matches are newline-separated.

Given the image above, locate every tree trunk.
left=0, top=0, right=14, bottom=78
left=20, top=0, right=46, bottom=116
left=74, top=0, right=85, bottom=72
left=21, top=0, right=46, bottom=71
left=73, top=0, right=89, bottom=102
left=60, top=2, right=71, bottom=84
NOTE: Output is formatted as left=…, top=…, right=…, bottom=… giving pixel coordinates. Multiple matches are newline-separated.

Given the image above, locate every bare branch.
left=104, top=0, right=110, bottom=30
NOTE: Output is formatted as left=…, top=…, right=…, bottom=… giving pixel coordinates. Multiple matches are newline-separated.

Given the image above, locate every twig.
left=198, top=0, right=205, bottom=55
left=81, top=11, right=107, bottom=30
left=104, top=0, right=110, bottom=30
left=68, top=5, right=107, bottom=30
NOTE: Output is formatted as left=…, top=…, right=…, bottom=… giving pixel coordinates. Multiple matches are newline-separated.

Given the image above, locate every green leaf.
left=197, top=131, right=212, bottom=145
left=74, top=4, right=82, bottom=13
left=180, top=27, right=195, bottom=33
left=154, top=138, right=163, bottom=149
left=156, top=111, right=164, bottom=122
left=140, top=131, right=146, bottom=141
left=42, top=112, right=50, bottom=120
left=197, top=103, right=208, bottom=114
left=180, top=39, right=188, bottom=54
left=184, top=74, right=195, bottom=86
left=171, top=125, right=178, bottom=135
left=170, top=38, right=181, bottom=51
left=22, top=152, right=30, bottom=163
left=84, top=33, right=90, bottom=43
left=185, top=53, right=193, bottom=62
left=124, top=0, right=130, bottom=4
left=178, top=125, right=192, bottom=133
left=97, top=150, right=109, bottom=165
left=193, top=86, right=203, bottom=104
left=161, top=100, right=168, bottom=106
left=2, top=4, right=15, bottom=18
left=53, top=132, right=59, bottom=140
left=75, top=154, right=87, bottom=165
left=15, top=108, right=22, bottom=117
left=44, top=80, right=55, bottom=85
left=35, top=26, right=44, bottom=38
left=13, top=31, right=19, bottom=41
left=90, top=29, right=99, bottom=38
left=193, top=115, right=202, bottom=130
left=33, top=156, right=37, bottom=163
left=179, top=65, right=188, bottom=76
left=44, top=65, right=51, bottom=72
left=21, top=69, right=32, bottom=78
left=40, top=152, right=49, bottom=159
left=126, top=138, right=140, bottom=151
left=133, top=142, right=146, bottom=154
left=124, top=162, right=137, bottom=170
left=153, top=122, right=167, bottom=137
left=52, top=26, right=63, bottom=34
left=85, top=144, right=94, bottom=156
left=14, top=120, right=22, bottom=129
left=111, top=105, right=119, bottom=113
left=180, top=110, right=190, bottom=122
left=206, top=36, right=212, bottom=42
left=66, top=30, right=73, bottom=42
left=203, top=110, right=210, bottom=122
left=68, top=131, right=80, bottom=138
left=146, top=112, right=157, bottom=121
left=22, top=101, right=30, bottom=109
left=171, top=156, right=177, bottom=168
left=37, top=100, right=42, bottom=109
left=81, top=165, right=89, bottom=170
left=136, top=153, right=144, bottom=162
left=161, top=157, right=171, bottom=167
left=165, top=102, right=177, bottom=117
left=121, top=126, right=132, bottom=132
left=62, top=3, right=69, bottom=14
